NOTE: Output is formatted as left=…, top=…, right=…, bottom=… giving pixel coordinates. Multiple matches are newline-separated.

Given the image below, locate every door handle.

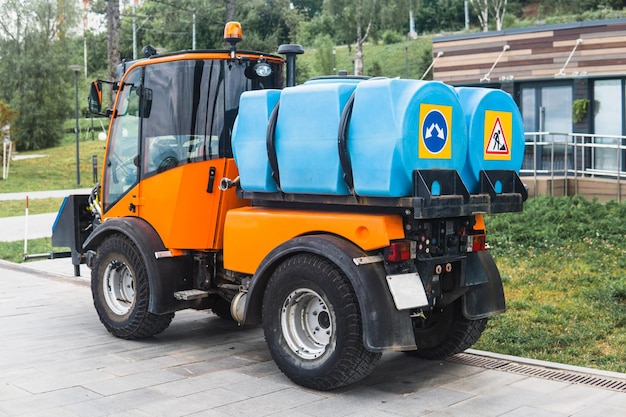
left=207, top=167, right=216, bottom=193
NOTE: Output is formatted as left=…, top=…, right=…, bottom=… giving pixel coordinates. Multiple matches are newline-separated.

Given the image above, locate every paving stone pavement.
left=1, top=262, right=625, bottom=417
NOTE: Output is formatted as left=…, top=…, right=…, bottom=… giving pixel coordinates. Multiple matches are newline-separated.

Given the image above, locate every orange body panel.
left=223, top=207, right=406, bottom=274
left=138, top=158, right=247, bottom=250
left=102, top=184, right=140, bottom=220
left=473, top=214, right=485, bottom=232
left=103, top=158, right=248, bottom=250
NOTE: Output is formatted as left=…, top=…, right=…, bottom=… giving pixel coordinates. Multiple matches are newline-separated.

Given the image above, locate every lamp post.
left=69, top=65, right=82, bottom=186
left=333, top=47, right=336, bottom=75
left=405, top=46, right=409, bottom=79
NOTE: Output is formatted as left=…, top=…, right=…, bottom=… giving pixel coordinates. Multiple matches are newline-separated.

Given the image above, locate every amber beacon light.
left=224, top=21, right=243, bottom=59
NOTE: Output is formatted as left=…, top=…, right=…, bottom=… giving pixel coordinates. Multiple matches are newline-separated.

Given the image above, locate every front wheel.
left=407, top=299, right=487, bottom=360
left=91, top=234, right=174, bottom=339
left=262, top=254, right=381, bottom=390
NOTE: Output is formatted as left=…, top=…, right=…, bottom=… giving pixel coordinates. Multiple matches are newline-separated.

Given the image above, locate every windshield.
left=102, top=68, right=141, bottom=211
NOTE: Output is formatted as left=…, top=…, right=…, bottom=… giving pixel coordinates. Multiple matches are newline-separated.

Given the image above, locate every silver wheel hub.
left=102, top=260, right=135, bottom=316
left=281, top=288, right=333, bottom=360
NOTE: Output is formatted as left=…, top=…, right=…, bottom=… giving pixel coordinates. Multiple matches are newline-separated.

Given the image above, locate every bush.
left=382, top=30, right=403, bottom=45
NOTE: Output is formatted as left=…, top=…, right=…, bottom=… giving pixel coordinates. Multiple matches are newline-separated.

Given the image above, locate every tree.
left=225, top=0, right=236, bottom=21
left=0, top=100, right=17, bottom=129
left=470, top=0, right=489, bottom=32
left=0, top=0, right=76, bottom=150
left=353, top=0, right=374, bottom=76
left=314, top=35, right=335, bottom=75
left=492, top=0, right=507, bottom=31
left=292, top=0, right=323, bottom=18
left=325, top=0, right=380, bottom=76
left=106, top=0, right=120, bottom=86
left=469, top=0, right=508, bottom=32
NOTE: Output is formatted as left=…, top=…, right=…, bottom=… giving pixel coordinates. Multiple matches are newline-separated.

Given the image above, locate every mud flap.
left=243, top=235, right=417, bottom=352
left=462, top=251, right=506, bottom=320
left=83, top=217, right=195, bottom=314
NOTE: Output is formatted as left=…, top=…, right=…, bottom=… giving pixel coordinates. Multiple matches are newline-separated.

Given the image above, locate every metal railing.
left=521, top=132, right=626, bottom=201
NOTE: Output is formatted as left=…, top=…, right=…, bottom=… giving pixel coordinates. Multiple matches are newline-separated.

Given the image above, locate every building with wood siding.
left=433, top=19, right=626, bottom=201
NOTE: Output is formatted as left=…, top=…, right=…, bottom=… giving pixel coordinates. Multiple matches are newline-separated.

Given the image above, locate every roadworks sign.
left=484, top=110, right=512, bottom=161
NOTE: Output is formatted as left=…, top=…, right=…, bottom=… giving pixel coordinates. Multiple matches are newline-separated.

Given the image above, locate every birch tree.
left=325, top=0, right=379, bottom=76
left=470, top=0, right=507, bottom=32
left=491, top=0, right=507, bottom=31
left=470, top=0, right=489, bottom=32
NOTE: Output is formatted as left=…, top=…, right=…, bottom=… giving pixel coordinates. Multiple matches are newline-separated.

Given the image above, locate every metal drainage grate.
left=447, top=352, right=626, bottom=393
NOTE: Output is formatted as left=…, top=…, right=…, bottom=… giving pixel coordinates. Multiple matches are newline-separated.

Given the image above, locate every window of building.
left=593, top=79, right=626, bottom=173
left=520, top=83, right=573, bottom=172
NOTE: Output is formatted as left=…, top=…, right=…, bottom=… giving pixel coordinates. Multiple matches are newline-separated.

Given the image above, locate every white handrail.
left=522, top=131, right=626, bottom=201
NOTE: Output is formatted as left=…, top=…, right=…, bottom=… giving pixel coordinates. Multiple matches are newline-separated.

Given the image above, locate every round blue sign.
left=422, top=109, right=448, bottom=154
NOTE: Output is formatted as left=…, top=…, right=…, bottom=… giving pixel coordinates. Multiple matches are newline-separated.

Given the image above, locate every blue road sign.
left=421, top=109, right=448, bottom=154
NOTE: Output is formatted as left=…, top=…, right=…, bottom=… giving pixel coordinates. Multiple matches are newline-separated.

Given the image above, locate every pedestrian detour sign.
left=484, top=110, right=512, bottom=161
left=419, top=104, right=452, bottom=159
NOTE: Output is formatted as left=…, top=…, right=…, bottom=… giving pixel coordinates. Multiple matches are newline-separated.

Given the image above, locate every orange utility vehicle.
left=53, top=22, right=526, bottom=390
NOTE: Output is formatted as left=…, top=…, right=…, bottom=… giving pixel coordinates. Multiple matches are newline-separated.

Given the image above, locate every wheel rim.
left=280, top=288, right=334, bottom=360
left=102, top=259, right=135, bottom=316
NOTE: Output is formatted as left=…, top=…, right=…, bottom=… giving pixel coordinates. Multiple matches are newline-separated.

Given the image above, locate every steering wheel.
left=110, top=152, right=137, bottom=185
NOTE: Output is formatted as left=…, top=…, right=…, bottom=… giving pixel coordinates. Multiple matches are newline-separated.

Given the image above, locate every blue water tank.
left=456, top=87, right=525, bottom=193
left=231, top=89, right=281, bottom=192
left=348, top=79, right=468, bottom=197
left=275, top=82, right=357, bottom=195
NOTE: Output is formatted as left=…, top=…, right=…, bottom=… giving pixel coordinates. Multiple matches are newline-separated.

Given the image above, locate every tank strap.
left=338, top=91, right=356, bottom=195
left=266, top=101, right=281, bottom=191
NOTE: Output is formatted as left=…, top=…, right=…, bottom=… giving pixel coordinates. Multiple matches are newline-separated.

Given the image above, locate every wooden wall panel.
left=433, top=20, right=626, bottom=84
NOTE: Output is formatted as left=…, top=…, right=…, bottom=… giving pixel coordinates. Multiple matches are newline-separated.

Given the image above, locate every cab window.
left=141, top=60, right=226, bottom=178
left=102, top=68, right=142, bottom=211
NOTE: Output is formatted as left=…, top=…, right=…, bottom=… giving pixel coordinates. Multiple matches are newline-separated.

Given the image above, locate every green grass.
left=0, top=197, right=65, bottom=217
left=478, top=196, right=626, bottom=373
left=0, top=130, right=106, bottom=194
left=0, top=238, right=68, bottom=263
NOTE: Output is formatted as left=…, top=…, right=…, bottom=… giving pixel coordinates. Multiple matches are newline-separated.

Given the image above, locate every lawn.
left=0, top=121, right=106, bottom=194
left=477, top=196, right=626, bottom=373
left=1, top=197, right=65, bottom=217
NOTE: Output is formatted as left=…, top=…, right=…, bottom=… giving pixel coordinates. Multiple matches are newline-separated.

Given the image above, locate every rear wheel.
left=92, top=234, right=174, bottom=339
left=262, top=254, right=381, bottom=390
left=407, top=299, right=487, bottom=360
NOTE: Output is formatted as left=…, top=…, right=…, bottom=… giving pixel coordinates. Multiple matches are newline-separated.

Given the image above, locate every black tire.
left=262, top=254, right=381, bottom=390
left=211, top=298, right=234, bottom=321
left=91, top=234, right=174, bottom=339
left=407, top=299, right=487, bottom=360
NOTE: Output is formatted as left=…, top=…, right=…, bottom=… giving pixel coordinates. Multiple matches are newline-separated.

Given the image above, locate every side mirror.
left=88, top=81, right=102, bottom=114
left=137, top=86, right=152, bottom=118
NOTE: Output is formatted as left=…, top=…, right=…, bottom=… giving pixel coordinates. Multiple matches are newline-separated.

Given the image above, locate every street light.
left=69, top=65, right=82, bottom=186
left=333, top=47, right=336, bottom=75
left=405, top=46, right=409, bottom=79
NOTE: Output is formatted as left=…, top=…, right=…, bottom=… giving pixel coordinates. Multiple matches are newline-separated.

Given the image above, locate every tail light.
left=385, top=240, right=417, bottom=262
left=465, top=234, right=486, bottom=252
left=464, top=214, right=486, bottom=252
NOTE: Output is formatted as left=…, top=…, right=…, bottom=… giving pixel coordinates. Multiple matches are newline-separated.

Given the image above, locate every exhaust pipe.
left=230, top=292, right=247, bottom=324
left=277, top=44, right=304, bottom=87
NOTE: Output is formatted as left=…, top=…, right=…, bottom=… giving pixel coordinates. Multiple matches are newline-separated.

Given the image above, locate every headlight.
left=254, top=60, right=272, bottom=77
